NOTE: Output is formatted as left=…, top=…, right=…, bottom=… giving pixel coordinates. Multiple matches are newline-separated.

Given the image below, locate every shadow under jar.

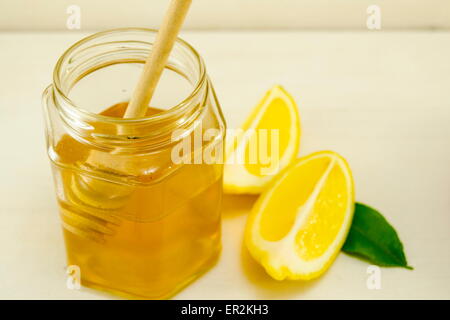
left=42, top=28, right=226, bottom=299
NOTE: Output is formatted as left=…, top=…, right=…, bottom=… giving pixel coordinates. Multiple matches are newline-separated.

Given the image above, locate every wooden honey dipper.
left=76, top=0, right=193, bottom=198
left=125, top=0, right=192, bottom=119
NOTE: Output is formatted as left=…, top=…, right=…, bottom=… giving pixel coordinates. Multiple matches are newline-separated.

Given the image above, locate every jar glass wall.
left=42, top=28, right=226, bottom=299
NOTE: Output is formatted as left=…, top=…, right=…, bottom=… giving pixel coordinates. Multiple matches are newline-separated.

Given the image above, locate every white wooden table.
left=0, top=30, right=449, bottom=299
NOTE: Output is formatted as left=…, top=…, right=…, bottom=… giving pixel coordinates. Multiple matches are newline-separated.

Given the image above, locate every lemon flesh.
left=245, top=151, right=355, bottom=280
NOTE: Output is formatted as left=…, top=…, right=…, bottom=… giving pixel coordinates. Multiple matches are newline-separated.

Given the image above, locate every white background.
left=0, top=0, right=449, bottom=300
left=0, top=0, right=449, bottom=30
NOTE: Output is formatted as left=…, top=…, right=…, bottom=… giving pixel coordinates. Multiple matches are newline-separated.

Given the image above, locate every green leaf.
left=342, top=202, right=412, bottom=269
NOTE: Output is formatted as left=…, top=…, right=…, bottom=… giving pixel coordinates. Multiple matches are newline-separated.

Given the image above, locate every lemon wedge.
left=245, top=151, right=355, bottom=280
left=224, top=85, right=301, bottom=194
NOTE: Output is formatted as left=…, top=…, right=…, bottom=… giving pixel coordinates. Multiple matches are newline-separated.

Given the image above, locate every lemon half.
left=245, top=151, right=355, bottom=280
left=224, top=85, right=301, bottom=194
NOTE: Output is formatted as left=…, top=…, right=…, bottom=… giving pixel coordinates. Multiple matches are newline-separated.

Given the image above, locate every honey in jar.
left=42, top=29, right=226, bottom=299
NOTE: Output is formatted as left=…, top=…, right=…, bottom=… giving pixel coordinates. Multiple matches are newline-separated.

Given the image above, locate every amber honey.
left=52, top=103, right=222, bottom=299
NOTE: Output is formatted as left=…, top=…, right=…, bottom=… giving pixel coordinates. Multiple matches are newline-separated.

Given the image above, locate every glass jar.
left=42, top=28, right=226, bottom=299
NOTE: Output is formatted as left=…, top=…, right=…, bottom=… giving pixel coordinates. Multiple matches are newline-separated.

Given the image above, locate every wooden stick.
left=124, top=0, right=192, bottom=118
left=76, top=1, right=192, bottom=203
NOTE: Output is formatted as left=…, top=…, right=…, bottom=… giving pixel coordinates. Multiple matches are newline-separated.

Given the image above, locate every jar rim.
left=52, top=27, right=207, bottom=125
